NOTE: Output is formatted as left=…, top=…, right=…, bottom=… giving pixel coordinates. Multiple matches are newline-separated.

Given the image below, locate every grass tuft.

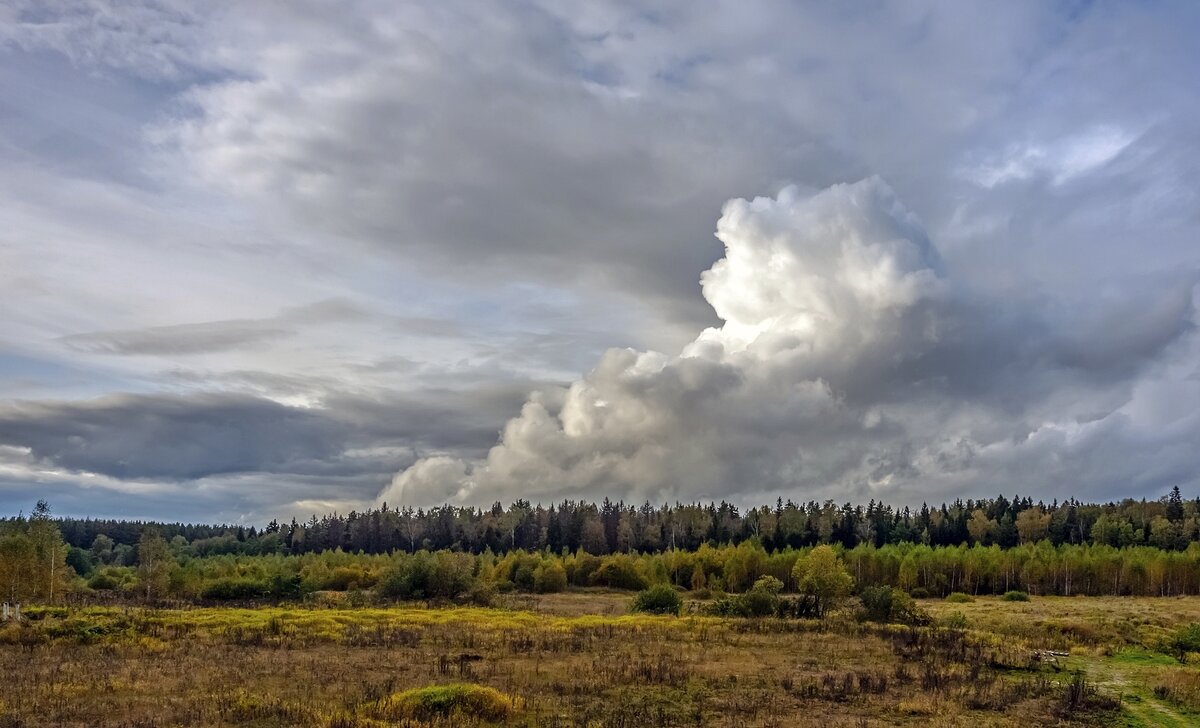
left=365, top=683, right=522, bottom=722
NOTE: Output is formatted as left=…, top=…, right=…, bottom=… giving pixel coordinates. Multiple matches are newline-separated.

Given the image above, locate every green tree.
left=28, top=500, right=70, bottom=602
left=90, top=533, right=116, bottom=564
left=0, top=530, right=35, bottom=603
left=137, top=528, right=175, bottom=601
left=792, top=545, right=853, bottom=617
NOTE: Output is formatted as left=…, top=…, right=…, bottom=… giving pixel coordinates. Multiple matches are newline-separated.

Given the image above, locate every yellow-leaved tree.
left=792, top=545, right=853, bottom=617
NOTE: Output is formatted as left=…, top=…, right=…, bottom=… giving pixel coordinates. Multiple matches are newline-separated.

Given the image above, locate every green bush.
left=376, top=551, right=476, bottom=601
left=88, top=572, right=119, bottom=590
left=859, top=586, right=930, bottom=625
left=1002, top=590, right=1031, bottom=602
left=201, top=577, right=268, bottom=601
left=909, top=587, right=930, bottom=599
left=704, top=576, right=785, bottom=618
left=532, top=561, right=568, bottom=593
left=630, top=584, right=683, bottom=615
left=1161, top=623, right=1200, bottom=663
left=590, top=557, right=648, bottom=591
left=944, top=592, right=974, bottom=603
left=940, top=610, right=969, bottom=630
left=366, top=683, right=522, bottom=722
left=740, top=576, right=784, bottom=617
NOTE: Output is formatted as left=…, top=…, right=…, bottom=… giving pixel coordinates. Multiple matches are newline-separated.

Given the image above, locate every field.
left=3, top=593, right=1199, bottom=727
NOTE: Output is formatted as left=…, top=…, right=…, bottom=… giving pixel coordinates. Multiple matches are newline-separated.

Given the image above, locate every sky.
left=1, top=1, right=1199, bottom=524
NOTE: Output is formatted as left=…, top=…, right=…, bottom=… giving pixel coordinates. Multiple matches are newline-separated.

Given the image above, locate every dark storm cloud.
left=0, top=393, right=348, bottom=479
left=0, top=384, right=529, bottom=482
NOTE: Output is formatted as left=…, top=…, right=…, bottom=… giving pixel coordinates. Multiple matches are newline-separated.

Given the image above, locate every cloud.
left=55, top=298, right=369, bottom=356
left=3, top=1, right=1200, bottom=520
left=383, top=178, right=1200, bottom=507
left=59, top=320, right=295, bottom=355
left=962, top=126, right=1139, bottom=188
left=0, top=383, right=530, bottom=483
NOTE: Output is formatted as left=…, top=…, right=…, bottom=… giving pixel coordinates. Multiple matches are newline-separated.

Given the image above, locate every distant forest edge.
left=28, top=487, right=1200, bottom=555
left=6, top=488, right=1200, bottom=604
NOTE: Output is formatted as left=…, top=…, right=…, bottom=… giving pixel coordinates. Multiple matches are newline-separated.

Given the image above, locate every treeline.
left=32, top=486, right=1200, bottom=560
left=69, top=536, right=1200, bottom=602
left=8, top=498, right=1200, bottom=604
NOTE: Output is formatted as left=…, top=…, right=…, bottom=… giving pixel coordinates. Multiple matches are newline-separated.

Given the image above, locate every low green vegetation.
left=630, top=584, right=683, bottom=615
left=363, top=684, right=522, bottom=722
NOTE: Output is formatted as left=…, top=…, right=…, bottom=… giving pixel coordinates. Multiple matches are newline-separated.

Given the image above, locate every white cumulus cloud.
left=383, top=177, right=1200, bottom=508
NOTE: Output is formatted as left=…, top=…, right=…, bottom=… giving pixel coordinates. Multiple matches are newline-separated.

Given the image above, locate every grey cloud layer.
left=0, top=385, right=528, bottom=481
left=2, top=1, right=1199, bottom=520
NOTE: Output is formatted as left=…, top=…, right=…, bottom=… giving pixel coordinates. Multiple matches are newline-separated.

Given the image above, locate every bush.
left=366, top=684, right=522, bottom=722
left=532, top=561, right=568, bottom=593
left=859, top=586, right=930, bottom=625
left=945, top=592, right=974, bottom=603
left=376, top=551, right=476, bottom=601
left=1002, top=590, right=1031, bottom=602
left=859, top=586, right=894, bottom=622
left=88, top=572, right=119, bottom=591
left=940, top=610, right=969, bottom=630
left=202, top=577, right=268, bottom=601
left=741, top=576, right=783, bottom=617
left=266, top=572, right=304, bottom=599
left=1161, top=623, right=1200, bottom=663
left=630, top=584, right=683, bottom=615
left=704, top=576, right=785, bottom=618
left=589, top=557, right=648, bottom=591
left=320, top=566, right=375, bottom=591
left=909, top=587, right=930, bottom=599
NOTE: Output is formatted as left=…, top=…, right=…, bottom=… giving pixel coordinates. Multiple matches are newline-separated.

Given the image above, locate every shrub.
left=740, top=576, right=783, bottom=617
left=366, top=684, right=522, bottom=722
left=266, top=573, right=304, bottom=599
left=859, top=586, right=930, bottom=625
left=320, top=567, right=375, bottom=591
left=589, top=557, right=648, bottom=591
left=945, top=592, right=974, bottom=603
left=1161, top=623, right=1200, bottom=663
left=940, top=611, right=969, bottom=630
left=467, top=580, right=497, bottom=607
left=859, top=586, right=894, bottom=622
left=1002, top=590, right=1031, bottom=602
left=88, top=572, right=119, bottom=591
left=376, top=551, right=476, bottom=601
left=909, top=587, right=930, bottom=599
left=202, top=578, right=268, bottom=601
left=630, top=584, right=683, bottom=615
left=704, top=576, right=786, bottom=618
left=532, top=561, right=568, bottom=593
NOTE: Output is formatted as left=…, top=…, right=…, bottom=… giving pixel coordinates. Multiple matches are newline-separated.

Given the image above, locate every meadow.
left=3, top=591, right=1198, bottom=727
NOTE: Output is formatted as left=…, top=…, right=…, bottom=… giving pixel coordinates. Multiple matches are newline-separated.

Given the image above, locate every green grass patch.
left=1110, top=648, right=1177, bottom=667
left=364, top=683, right=522, bottom=722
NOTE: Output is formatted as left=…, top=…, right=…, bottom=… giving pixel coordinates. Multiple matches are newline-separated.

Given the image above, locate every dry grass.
left=0, top=593, right=1149, bottom=727
left=923, top=595, right=1200, bottom=650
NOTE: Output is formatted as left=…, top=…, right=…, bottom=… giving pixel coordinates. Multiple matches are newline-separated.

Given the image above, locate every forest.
left=4, top=488, right=1200, bottom=605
